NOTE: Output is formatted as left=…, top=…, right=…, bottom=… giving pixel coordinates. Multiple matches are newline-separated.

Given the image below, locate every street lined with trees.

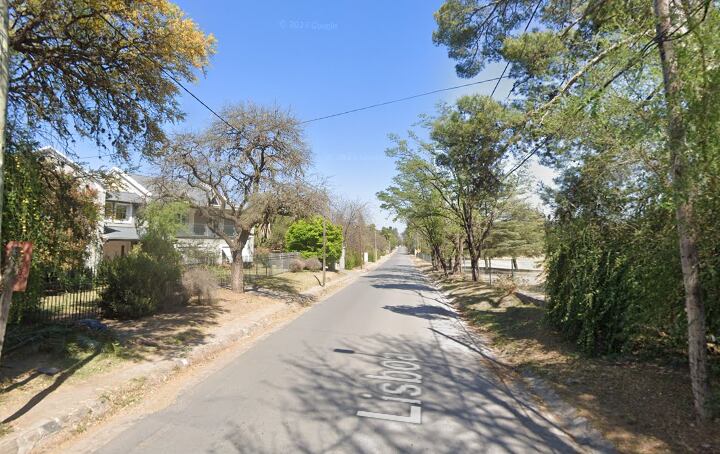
left=0, top=0, right=718, bottom=450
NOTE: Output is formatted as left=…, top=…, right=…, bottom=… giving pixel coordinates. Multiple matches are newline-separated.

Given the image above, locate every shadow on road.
left=382, top=304, right=456, bottom=320
left=220, top=333, right=583, bottom=453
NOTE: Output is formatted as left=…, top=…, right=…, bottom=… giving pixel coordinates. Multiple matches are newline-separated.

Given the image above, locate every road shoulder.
left=411, top=256, right=616, bottom=454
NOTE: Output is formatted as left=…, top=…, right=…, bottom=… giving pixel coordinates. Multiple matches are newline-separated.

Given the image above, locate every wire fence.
left=415, top=253, right=545, bottom=295
left=185, top=252, right=303, bottom=289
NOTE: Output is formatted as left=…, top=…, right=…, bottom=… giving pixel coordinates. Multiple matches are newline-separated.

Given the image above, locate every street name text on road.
left=357, top=352, right=423, bottom=424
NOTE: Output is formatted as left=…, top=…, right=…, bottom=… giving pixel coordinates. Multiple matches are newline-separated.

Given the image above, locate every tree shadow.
left=2, top=348, right=101, bottom=424
left=215, top=334, right=587, bottom=453
left=382, top=304, right=456, bottom=320
left=109, top=301, right=228, bottom=361
left=425, top=266, right=720, bottom=453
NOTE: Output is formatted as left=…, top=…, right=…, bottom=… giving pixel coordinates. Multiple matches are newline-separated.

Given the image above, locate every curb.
left=0, top=306, right=287, bottom=454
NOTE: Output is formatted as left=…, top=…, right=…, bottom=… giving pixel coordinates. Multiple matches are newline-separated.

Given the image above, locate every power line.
left=300, top=76, right=508, bottom=124
left=503, top=140, right=546, bottom=180
left=76, top=76, right=510, bottom=159
left=490, top=0, right=542, bottom=99
left=97, top=14, right=241, bottom=135
left=99, top=12, right=510, bottom=137
left=82, top=12, right=516, bottom=160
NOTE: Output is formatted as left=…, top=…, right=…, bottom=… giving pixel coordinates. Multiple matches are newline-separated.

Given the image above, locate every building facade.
left=101, top=170, right=254, bottom=264
left=39, top=147, right=253, bottom=267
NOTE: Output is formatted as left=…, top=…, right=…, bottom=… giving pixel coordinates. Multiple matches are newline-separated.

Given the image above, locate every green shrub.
left=99, top=250, right=185, bottom=319
left=344, top=250, right=363, bottom=269
left=285, top=216, right=343, bottom=263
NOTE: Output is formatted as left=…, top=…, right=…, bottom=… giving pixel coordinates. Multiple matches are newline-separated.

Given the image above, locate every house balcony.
left=177, top=223, right=236, bottom=239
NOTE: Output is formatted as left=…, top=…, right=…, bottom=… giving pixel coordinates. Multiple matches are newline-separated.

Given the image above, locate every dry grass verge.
left=416, top=259, right=719, bottom=454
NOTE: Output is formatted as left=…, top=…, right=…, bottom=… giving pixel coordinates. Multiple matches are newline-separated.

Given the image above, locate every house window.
left=105, top=202, right=131, bottom=221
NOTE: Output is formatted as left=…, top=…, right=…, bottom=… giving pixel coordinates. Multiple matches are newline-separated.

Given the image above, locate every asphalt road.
left=95, top=250, right=582, bottom=453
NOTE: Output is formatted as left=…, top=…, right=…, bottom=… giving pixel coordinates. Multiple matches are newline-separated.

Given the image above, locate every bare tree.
left=330, top=197, right=373, bottom=267
left=331, top=197, right=368, bottom=244
left=158, top=102, right=314, bottom=292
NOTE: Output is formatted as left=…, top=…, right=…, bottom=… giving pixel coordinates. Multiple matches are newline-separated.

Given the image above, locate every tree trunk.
left=469, top=253, right=480, bottom=282
left=654, top=0, right=709, bottom=421
left=231, top=249, right=245, bottom=293
left=452, top=235, right=461, bottom=274
left=434, top=245, right=448, bottom=276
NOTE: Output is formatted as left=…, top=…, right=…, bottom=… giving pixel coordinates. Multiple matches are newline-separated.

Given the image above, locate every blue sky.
left=73, top=1, right=552, bottom=228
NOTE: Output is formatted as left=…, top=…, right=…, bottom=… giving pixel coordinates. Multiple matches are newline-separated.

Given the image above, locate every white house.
left=38, top=147, right=254, bottom=266
left=101, top=170, right=254, bottom=264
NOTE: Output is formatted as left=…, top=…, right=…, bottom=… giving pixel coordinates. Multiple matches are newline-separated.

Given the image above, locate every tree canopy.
left=8, top=0, right=215, bottom=158
left=433, top=0, right=720, bottom=419
left=158, top=102, right=319, bottom=292
left=285, top=216, right=343, bottom=264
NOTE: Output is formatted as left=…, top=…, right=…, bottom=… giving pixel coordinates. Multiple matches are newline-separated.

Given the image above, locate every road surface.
left=94, top=251, right=582, bottom=453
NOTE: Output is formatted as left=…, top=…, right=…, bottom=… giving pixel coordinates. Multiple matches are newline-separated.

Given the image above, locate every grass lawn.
left=416, top=260, right=720, bottom=454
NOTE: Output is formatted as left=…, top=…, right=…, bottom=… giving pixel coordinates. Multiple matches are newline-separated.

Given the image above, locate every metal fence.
left=10, top=252, right=303, bottom=325
left=207, top=252, right=302, bottom=289
left=9, top=270, right=104, bottom=325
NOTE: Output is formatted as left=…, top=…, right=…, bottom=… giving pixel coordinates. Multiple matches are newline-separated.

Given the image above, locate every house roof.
left=103, top=225, right=139, bottom=241
left=127, top=173, right=209, bottom=206
left=106, top=191, right=144, bottom=204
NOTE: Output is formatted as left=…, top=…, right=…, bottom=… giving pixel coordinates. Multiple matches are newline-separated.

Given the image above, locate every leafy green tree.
left=136, top=200, right=188, bottom=261
left=484, top=199, right=545, bottom=267
left=285, top=217, right=343, bottom=264
left=8, top=0, right=215, bottom=157
left=0, top=141, right=101, bottom=362
left=429, top=95, right=523, bottom=281
left=381, top=95, right=522, bottom=280
left=378, top=145, right=455, bottom=275
left=433, top=0, right=720, bottom=419
left=380, top=226, right=400, bottom=250
left=3, top=142, right=100, bottom=323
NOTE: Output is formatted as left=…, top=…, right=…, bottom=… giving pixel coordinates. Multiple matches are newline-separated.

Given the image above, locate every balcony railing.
left=177, top=223, right=235, bottom=238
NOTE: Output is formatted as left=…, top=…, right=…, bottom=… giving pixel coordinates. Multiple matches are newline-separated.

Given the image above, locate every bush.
left=304, top=257, right=322, bottom=271
left=344, top=250, right=363, bottom=269
left=289, top=259, right=305, bottom=272
left=182, top=267, right=219, bottom=302
left=495, top=275, right=517, bottom=296
left=99, top=250, right=185, bottom=319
